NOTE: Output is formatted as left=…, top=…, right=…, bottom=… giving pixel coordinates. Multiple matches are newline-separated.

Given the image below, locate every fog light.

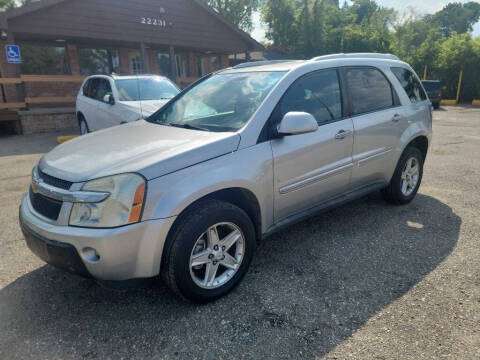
left=81, top=247, right=100, bottom=263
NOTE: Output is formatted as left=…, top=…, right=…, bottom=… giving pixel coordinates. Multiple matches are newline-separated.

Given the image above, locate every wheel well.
left=407, top=136, right=428, bottom=160
left=173, top=188, right=262, bottom=241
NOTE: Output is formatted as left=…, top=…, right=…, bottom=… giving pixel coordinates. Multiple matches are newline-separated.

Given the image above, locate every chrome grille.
left=38, top=168, right=72, bottom=190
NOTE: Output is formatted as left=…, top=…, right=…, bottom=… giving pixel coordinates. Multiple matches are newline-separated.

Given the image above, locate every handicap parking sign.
left=6, top=45, right=21, bottom=64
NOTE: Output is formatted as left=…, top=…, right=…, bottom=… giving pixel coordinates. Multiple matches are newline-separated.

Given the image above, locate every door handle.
left=392, top=114, right=401, bottom=122
left=334, top=129, right=352, bottom=140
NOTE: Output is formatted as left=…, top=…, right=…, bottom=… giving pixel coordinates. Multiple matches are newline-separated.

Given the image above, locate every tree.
left=0, top=0, right=16, bottom=11
left=263, top=0, right=297, bottom=51
left=1, top=0, right=40, bottom=11
left=202, top=0, right=260, bottom=32
left=431, top=2, right=480, bottom=37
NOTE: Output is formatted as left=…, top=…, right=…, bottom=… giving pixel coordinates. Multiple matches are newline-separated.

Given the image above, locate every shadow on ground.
left=0, top=193, right=460, bottom=359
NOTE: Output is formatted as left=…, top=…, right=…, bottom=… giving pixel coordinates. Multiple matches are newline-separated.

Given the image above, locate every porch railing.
left=0, top=75, right=84, bottom=109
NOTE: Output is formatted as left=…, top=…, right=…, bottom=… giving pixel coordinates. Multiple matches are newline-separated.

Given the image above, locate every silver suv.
left=19, top=54, right=432, bottom=302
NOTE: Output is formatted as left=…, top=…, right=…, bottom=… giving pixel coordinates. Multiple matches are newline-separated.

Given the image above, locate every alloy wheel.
left=189, top=222, right=245, bottom=289
left=401, top=156, right=420, bottom=196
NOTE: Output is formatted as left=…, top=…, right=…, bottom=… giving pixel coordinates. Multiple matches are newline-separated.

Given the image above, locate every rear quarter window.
left=391, top=67, right=427, bottom=103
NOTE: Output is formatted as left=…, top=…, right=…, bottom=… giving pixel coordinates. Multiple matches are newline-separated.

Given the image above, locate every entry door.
left=271, top=69, right=354, bottom=222
left=343, top=67, right=404, bottom=188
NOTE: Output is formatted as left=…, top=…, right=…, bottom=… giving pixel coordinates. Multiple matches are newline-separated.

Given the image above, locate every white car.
left=76, top=74, right=180, bottom=134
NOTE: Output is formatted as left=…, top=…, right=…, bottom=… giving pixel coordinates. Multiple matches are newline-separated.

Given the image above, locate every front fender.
left=142, top=142, right=274, bottom=234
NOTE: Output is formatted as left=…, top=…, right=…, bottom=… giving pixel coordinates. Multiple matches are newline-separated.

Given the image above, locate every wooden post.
left=456, top=69, right=463, bottom=104
left=423, top=65, right=427, bottom=80
left=118, top=48, right=130, bottom=75
left=0, top=32, right=24, bottom=103
left=66, top=44, right=80, bottom=75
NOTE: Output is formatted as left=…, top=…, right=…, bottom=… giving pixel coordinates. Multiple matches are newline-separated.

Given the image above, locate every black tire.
left=382, top=146, right=424, bottom=205
left=433, top=102, right=440, bottom=110
left=161, top=200, right=256, bottom=303
left=78, top=115, right=90, bottom=135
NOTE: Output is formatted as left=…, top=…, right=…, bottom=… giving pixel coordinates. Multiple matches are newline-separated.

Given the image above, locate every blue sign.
left=6, top=45, right=21, bottom=64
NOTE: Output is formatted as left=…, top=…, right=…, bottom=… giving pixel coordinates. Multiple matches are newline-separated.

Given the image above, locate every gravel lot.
left=0, top=106, right=479, bottom=359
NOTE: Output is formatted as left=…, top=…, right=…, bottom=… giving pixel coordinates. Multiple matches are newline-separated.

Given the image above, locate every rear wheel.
left=79, top=115, right=90, bottom=135
left=382, top=146, right=424, bottom=205
left=161, top=200, right=256, bottom=303
left=433, top=102, right=440, bottom=110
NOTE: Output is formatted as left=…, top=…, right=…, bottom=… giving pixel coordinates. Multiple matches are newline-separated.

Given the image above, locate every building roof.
left=0, top=0, right=263, bottom=52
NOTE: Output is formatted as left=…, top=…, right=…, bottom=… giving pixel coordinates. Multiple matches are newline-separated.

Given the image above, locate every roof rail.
left=232, top=60, right=295, bottom=69
left=311, top=53, right=400, bottom=61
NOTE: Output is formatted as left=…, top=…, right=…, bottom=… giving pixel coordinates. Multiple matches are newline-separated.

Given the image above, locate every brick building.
left=0, top=0, right=262, bottom=134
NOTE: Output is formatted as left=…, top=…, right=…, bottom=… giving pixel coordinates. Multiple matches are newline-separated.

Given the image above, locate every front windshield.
left=115, top=78, right=179, bottom=101
left=149, top=71, right=285, bottom=132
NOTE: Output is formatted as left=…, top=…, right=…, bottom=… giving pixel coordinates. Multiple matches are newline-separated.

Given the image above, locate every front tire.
left=79, top=115, right=90, bottom=135
left=161, top=200, right=256, bottom=303
left=382, top=146, right=424, bottom=205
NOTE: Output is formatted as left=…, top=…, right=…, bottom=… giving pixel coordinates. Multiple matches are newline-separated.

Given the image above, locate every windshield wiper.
left=168, top=122, right=210, bottom=132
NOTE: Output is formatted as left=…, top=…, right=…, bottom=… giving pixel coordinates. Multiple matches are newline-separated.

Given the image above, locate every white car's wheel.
left=79, top=116, right=90, bottom=135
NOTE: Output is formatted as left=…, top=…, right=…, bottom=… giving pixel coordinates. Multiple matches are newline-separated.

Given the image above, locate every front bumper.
left=20, top=195, right=176, bottom=281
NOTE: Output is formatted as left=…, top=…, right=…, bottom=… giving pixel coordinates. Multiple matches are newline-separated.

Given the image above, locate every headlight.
left=69, top=173, right=145, bottom=228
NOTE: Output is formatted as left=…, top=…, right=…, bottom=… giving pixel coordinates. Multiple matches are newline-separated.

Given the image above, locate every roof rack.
left=232, top=60, right=296, bottom=69
left=311, top=53, right=400, bottom=61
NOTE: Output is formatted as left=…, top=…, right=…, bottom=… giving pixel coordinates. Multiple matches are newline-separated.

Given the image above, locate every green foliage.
left=431, top=2, right=480, bottom=36
left=202, top=0, right=260, bottom=32
left=0, top=0, right=16, bottom=11
left=263, top=0, right=394, bottom=56
left=262, top=0, right=480, bottom=101
left=1, top=0, right=39, bottom=11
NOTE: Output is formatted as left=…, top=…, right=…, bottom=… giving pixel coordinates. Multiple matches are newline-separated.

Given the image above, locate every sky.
left=251, top=0, right=480, bottom=42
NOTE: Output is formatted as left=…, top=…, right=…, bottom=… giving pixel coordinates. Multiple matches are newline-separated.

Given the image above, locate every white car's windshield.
left=115, top=78, right=179, bottom=101
left=149, top=71, right=286, bottom=132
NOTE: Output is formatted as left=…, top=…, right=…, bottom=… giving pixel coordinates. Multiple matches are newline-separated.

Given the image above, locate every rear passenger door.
left=343, top=67, right=403, bottom=188
left=271, top=69, right=354, bottom=221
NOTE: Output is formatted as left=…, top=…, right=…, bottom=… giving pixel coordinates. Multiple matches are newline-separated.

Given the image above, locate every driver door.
left=94, top=78, right=120, bottom=130
left=271, top=69, right=354, bottom=221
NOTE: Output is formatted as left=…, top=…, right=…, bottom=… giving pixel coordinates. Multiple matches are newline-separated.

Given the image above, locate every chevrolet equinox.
left=20, top=53, right=432, bottom=302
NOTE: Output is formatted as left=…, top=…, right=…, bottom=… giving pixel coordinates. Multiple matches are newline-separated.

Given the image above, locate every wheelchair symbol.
left=6, top=45, right=21, bottom=63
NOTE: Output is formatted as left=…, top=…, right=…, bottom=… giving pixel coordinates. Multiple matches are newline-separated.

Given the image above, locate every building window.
left=131, top=54, right=143, bottom=74
left=78, top=48, right=120, bottom=75
left=209, top=55, right=221, bottom=72
left=176, top=54, right=190, bottom=78
left=20, top=44, right=70, bottom=75
left=157, top=52, right=170, bottom=77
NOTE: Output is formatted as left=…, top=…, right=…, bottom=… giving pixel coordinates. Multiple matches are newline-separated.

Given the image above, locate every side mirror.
left=103, top=93, right=115, bottom=105
left=277, top=112, right=318, bottom=136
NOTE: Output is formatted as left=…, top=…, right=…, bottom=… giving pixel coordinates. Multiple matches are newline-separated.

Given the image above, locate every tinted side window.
left=94, top=79, right=112, bottom=102
left=82, top=79, right=92, bottom=98
left=344, top=68, right=394, bottom=115
left=391, top=67, right=427, bottom=103
left=280, top=70, right=342, bottom=125
left=84, top=78, right=99, bottom=99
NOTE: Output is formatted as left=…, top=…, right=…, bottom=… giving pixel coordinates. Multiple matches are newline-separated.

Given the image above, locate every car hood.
left=122, top=99, right=170, bottom=117
left=39, top=120, right=240, bottom=182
